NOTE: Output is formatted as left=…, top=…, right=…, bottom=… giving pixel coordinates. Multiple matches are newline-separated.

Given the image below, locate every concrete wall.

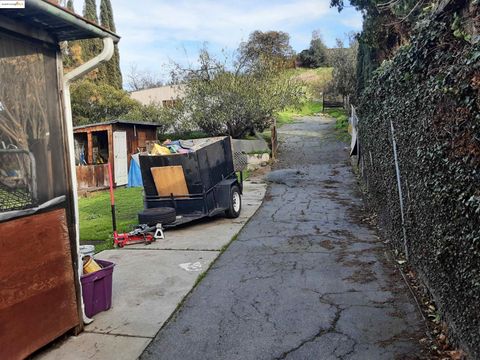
left=130, top=85, right=185, bottom=106
left=231, top=138, right=269, bottom=154
left=246, top=153, right=270, bottom=171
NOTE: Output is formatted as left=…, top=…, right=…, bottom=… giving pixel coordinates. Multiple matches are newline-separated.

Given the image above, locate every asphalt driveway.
left=141, top=115, right=425, bottom=360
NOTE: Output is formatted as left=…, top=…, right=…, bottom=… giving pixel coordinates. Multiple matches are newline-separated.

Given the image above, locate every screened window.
left=0, top=31, right=68, bottom=218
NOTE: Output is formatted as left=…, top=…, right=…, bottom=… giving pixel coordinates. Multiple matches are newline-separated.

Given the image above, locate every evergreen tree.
left=98, top=0, right=123, bottom=89
left=83, top=0, right=98, bottom=22
left=82, top=0, right=101, bottom=65
left=62, top=0, right=83, bottom=70
left=297, top=32, right=328, bottom=68
left=100, top=0, right=114, bottom=31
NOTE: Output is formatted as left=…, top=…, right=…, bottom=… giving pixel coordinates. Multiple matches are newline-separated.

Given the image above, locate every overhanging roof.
left=1, top=0, right=120, bottom=43
left=73, top=120, right=161, bottom=131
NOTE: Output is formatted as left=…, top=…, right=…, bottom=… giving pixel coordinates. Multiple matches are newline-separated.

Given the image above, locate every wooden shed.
left=0, top=1, right=120, bottom=358
left=73, top=120, right=159, bottom=190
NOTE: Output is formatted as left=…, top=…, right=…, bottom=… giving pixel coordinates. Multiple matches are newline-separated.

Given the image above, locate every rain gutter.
left=28, top=0, right=120, bottom=42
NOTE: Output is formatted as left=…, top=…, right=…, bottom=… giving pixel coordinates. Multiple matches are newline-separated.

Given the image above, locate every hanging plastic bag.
left=151, top=143, right=171, bottom=155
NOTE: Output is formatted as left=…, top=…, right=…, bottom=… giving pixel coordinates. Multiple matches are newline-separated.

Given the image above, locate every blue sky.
left=72, top=0, right=362, bottom=84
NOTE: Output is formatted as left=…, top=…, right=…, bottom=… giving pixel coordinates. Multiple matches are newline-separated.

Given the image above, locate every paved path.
left=142, top=116, right=426, bottom=360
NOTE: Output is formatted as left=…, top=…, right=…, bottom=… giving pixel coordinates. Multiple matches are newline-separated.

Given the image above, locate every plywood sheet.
left=0, top=209, right=80, bottom=359
left=151, top=166, right=189, bottom=196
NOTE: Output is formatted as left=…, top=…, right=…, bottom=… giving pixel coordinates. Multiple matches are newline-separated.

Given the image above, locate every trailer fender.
left=215, top=179, right=241, bottom=209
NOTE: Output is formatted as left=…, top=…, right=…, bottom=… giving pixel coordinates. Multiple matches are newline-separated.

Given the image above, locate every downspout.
left=62, top=37, right=115, bottom=324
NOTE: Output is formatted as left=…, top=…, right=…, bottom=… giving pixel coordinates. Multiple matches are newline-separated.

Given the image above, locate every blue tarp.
left=127, top=153, right=143, bottom=187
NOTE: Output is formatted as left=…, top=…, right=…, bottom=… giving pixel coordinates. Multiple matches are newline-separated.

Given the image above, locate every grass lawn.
left=79, top=172, right=250, bottom=252
left=237, top=170, right=250, bottom=182
left=79, top=187, right=144, bottom=251
left=324, top=108, right=349, bottom=129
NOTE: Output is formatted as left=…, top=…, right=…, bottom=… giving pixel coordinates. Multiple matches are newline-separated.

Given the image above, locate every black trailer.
left=138, top=136, right=243, bottom=227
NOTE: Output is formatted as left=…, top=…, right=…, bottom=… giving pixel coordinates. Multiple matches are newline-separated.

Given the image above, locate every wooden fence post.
left=271, top=118, right=277, bottom=160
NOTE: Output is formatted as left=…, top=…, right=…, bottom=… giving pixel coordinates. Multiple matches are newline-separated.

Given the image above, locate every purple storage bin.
left=81, top=259, right=115, bottom=318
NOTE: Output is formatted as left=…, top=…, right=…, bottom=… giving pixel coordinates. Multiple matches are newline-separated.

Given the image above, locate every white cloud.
left=113, top=0, right=334, bottom=46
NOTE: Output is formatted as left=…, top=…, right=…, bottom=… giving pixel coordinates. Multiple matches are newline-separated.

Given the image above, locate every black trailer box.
left=139, top=136, right=238, bottom=219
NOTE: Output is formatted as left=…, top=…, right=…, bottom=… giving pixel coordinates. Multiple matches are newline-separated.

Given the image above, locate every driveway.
left=141, top=115, right=425, bottom=359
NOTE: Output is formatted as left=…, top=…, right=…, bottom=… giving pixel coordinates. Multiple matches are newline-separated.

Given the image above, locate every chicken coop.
left=0, top=1, right=120, bottom=358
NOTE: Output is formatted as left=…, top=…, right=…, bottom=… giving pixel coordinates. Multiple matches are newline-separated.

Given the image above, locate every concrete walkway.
left=141, top=116, right=426, bottom=360
left=35, top=181, right=266, bottom=360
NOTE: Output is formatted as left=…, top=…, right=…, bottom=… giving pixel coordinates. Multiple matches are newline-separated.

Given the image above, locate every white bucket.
left=79, top=245, right=95, bottom=259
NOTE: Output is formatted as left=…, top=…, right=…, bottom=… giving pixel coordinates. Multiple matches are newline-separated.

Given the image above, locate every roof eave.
left=31, top=0, right=120, bottom=43
left=73, top=120, right=161, bottom=131
left=1, top=0, right=120, bottom=43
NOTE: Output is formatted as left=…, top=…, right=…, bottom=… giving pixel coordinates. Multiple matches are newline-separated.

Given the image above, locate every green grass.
left=323, top=107, right=350, bottom=142
left=286, top=67, right=333, bottom=82
left=247, top=149, right=271, bottom=155
left=288, top=67, right=333, bottom=96
left=324, top=108, right=349, bottom=129
left=79, top=187, right=144, bottom=251
left=237, top=170, right=250, bottom=182
left=275, top=100, right=323, bottom=126
left=261, top=131, right=272, bottom=143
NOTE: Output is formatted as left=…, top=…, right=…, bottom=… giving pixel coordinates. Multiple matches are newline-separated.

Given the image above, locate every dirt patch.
left=344, top=268, right=377, bottom=284
left=388, top=310, right=404, bottom=319
left=263, top=193, right=273, bottom=202
left=287, top=235, right=313, bottom=249
left=322, top=184, right=337, bottom=189
left=329, top=228, right=356, bottom=240
left=377, top=329, right=424, bottom=349
left=342, top=258, right=375, bottom=268
left=319, top=239, right=335, bottom=250
left=324, top=191, right=340, bottom=199
left=321, top=179, right=339, bottom=185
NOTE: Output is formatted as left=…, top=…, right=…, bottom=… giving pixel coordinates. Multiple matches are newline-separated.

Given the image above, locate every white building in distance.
left=130, top=85, right=185, bottom=107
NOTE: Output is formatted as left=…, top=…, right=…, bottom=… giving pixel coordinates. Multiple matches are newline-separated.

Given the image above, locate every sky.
left=72, top=0, right=363, bottom=85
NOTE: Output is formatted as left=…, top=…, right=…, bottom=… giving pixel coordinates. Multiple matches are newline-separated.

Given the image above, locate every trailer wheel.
left=138, top=207, right=176, bottom=225
left=226, top=185, right=241, bottom=218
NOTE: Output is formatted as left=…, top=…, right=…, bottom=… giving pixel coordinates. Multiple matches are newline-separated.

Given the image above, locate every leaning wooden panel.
left=0, top=209, right=80, bottom=359
left=151, top=165, right=189, bottom=196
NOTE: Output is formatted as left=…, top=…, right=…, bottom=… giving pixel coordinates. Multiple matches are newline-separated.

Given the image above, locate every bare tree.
left=126, top=64, right=163, bottom=91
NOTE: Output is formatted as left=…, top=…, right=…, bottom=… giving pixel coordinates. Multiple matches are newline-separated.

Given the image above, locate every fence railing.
left=322, top=94, right=350, bottom=111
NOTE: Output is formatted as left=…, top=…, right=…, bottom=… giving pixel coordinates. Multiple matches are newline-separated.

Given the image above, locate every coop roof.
left=73, top=120, right=161, bottom=131
left=1, top=0, right=120, bottom=43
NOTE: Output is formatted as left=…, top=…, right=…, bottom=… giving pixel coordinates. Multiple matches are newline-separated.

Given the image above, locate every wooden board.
left=151, top=166, right=189, bottom=196
left=0, top=209, right=80, bottom=359
left=76, top=164, right=109, bottom=190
